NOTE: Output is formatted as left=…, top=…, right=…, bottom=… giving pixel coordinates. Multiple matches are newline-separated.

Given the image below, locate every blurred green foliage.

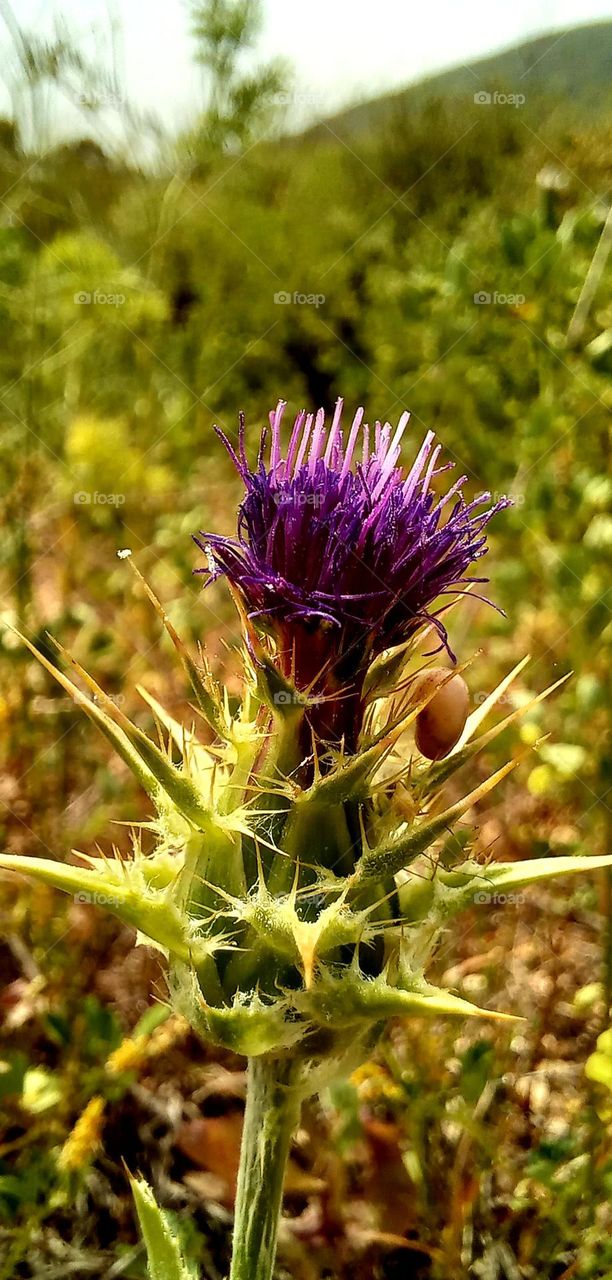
left=0, top=3, right=611, bottom=1276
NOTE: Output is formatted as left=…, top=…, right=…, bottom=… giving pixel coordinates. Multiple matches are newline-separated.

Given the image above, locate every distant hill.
left=308, top=21, right=612, bottom=138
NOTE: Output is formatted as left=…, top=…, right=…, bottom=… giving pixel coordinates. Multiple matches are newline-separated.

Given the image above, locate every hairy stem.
left=230, top=1055, right=302, bottom=1280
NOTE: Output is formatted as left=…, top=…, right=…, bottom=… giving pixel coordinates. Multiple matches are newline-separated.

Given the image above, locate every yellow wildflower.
left=58, top=1096, right=105, bottom=1173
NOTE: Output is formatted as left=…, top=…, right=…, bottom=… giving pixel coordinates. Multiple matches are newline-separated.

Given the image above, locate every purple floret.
left=195, top=399, right=510, bottom=745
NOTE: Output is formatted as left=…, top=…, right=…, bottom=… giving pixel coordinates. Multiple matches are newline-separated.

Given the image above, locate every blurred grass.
left=0, top=5, right=611, bottom=1277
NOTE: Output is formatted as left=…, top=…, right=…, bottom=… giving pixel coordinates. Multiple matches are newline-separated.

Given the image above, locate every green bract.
left=4, top=564, right=612, bottom=1280
left=2, top=581, right=610, bottom=1076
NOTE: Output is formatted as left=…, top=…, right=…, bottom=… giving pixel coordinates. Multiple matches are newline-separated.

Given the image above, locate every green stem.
left=230, top=1055, right=302, bottom=1280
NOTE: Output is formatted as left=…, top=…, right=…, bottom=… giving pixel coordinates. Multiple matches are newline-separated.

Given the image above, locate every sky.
left=0, top=0, right=611, bottom=136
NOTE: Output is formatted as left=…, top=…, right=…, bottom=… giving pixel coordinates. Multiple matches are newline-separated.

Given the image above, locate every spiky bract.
left=2, top=613, right=609, bottom=1070
left=2, top=403, right=609, bottom=1073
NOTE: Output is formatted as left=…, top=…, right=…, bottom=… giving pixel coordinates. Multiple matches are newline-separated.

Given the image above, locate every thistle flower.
left=195, top=399, right=509, bottom=747
left=2, top=397, right=610, bottom=1280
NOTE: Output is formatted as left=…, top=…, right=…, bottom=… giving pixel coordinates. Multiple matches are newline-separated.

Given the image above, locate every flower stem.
left=230, top=1055, right=302, bottom=1280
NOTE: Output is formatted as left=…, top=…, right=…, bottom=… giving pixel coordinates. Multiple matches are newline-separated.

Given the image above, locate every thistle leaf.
left=256, top=654, right=309, bottom=718
left=423, top=671, right=569, bottom=792
left=241, top=891, right=371, bottom=984
left=130, top=1174, right=197, bottom=1280
left=286, top=668, right=468, bottom=826
left=168, top=961, right=305, bottom=1055
left=298, top=970, right=520, bottom=1026
left=0, top=853, right=211, bottom=966
left=128, top=558, right=231, bottom=743
left=361, top=602, right=472, bottom=706
left=8, top=627, right=216, bottom=827
left=361, top=636, right=420, bottom=705
left=73, top=847, right=180, bottom=892
left=355, top=757, right=519, bottom=883
left=49, top=637, right=217, bottom=832
left=478, top=854, right=612, bottom=890
left=440, top=854, right=612, bottom=913
left=457, top=654, right=531, bottom=745
left=136, top=685, right=214, bottom=777
left=6, top=627, right=162, bottom=803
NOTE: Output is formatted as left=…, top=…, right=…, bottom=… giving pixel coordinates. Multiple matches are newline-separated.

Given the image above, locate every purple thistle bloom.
left=195, top=399, right=510, bottom=747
